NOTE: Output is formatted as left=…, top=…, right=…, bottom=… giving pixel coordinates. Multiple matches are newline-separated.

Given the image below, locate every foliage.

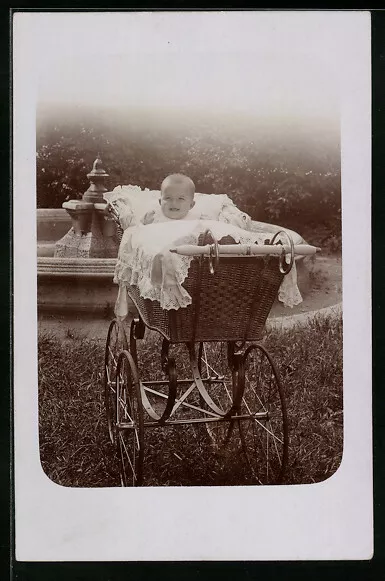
left=37, top=104, right=341, bottom=243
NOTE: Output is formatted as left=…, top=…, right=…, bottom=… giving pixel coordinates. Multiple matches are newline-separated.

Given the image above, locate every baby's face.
left=160, top=183, right=195, bottom=220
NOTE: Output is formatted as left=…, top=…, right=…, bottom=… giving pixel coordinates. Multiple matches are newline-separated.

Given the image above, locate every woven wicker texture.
left=127, top=252, right=284, bottom=343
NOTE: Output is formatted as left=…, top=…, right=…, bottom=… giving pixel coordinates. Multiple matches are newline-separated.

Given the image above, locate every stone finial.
left=57, top=155, right=118, bottom=258
left=83, top=155, right=109, bottom=203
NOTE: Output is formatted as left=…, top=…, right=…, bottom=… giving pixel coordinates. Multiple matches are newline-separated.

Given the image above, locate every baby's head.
left=160, top=174, right=195, bottom=220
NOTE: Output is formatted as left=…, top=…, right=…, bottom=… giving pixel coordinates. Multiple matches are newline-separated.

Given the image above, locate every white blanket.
left=113, top=220, right=302, bottom=318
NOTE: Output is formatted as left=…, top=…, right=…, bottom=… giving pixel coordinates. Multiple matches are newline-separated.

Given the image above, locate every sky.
left=14, top=11, right=352, bottom=123
left=37, top=51, right=339, bottom=121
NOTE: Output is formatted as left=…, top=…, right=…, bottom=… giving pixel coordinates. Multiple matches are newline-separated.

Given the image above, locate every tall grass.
left=38, top=314, right=343, bottom=487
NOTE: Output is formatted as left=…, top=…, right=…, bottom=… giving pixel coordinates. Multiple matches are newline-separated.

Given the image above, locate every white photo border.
left=13, top=10, right=372, bottom=561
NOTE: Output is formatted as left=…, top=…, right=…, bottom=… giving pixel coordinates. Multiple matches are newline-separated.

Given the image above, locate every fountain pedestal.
left=54, top=157, right=119, bottom=259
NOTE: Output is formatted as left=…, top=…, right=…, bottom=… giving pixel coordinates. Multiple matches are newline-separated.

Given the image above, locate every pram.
left=104, top=200, right=320, bottom=486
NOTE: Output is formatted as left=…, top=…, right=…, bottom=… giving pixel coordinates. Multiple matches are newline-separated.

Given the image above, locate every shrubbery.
left=37, top=104, right=341, bottom=247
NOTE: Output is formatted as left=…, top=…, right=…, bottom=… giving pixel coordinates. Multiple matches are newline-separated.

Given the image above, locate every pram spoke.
left=195, top=341, right=241, bottom=454
left=133, top=328, right=178, bottom=422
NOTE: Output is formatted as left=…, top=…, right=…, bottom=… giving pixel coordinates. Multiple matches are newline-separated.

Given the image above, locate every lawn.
left=38, top=313, right=343, bottom=487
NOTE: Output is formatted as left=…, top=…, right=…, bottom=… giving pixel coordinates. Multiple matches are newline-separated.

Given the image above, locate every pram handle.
left=169, top=243, right=320, bottom=257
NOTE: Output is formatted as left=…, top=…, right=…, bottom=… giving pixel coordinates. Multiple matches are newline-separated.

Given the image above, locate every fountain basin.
left=37, top=209, right=117, bottom=315
left=38, top=257, right=118, bottom=316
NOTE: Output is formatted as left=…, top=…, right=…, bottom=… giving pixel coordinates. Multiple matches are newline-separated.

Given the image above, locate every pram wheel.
left=116, top=350, right=144, bottom=486
left=104, top=319, right=128, bottom=444
left=238, top=344, right=288, bottom=485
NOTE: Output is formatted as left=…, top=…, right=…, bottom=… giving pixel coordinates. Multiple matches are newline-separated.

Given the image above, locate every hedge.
left=36, top=103, right=341, bottom=245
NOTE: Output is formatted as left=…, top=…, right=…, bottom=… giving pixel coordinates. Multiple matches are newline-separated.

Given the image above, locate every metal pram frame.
left=103, top=210, right=320, bottom=487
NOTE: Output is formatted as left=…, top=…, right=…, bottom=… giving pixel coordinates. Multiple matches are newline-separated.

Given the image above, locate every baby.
left=142, top=174, right=196, bottom=224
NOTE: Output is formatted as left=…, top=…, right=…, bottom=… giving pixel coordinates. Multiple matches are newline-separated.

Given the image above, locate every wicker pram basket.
left=108, top=205, right=286, bottom=343
left=126, top=248, right=284, bottom=343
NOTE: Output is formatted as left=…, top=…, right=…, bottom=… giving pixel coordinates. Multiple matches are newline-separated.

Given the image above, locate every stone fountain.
left=37, top=157, right=119, bottom=316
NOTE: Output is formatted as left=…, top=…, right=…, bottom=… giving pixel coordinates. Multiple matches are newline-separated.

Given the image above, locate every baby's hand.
left=142, top=210, right=156, bottom=225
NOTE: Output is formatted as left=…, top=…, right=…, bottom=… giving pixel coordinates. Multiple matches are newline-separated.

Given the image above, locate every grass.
left=38, top=313, right=343, bottom=487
